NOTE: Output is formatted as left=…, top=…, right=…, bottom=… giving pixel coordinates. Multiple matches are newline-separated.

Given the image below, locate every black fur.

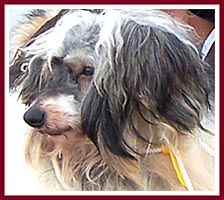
left=82, top=85, right=135, bottom=159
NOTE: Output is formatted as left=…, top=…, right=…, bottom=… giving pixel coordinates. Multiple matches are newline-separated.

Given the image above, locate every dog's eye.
left=82, top=66, right=95, bottom=76
left=20, top=63, right=29, bottom=72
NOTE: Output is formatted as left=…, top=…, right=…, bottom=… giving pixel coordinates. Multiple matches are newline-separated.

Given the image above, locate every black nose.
left=23, top=106, right=46, bottom=128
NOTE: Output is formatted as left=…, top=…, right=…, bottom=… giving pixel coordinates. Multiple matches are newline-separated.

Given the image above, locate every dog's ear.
left=81, top=84, right=135, bottom=159
left=82, top=16, right=213, bottom=158
left=117, top=19, right=213, bottom=133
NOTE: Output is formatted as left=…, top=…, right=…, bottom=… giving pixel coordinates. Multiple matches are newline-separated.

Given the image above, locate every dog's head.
left=81, top=10, right=214, bottom=159
left=14, top=10, right=103, bottom=136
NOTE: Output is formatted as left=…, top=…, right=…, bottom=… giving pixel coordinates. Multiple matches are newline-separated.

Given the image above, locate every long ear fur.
left=82, top=10, right=213, bottom=159
left=82, top=84, right=135, bottom=159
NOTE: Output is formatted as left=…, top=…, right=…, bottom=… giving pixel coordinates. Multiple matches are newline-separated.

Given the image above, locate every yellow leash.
left=161, top=144, right=192, bottom=190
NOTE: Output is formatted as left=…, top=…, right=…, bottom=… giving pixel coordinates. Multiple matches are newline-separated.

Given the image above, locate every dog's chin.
left=36, top=125, right=73, bottom=136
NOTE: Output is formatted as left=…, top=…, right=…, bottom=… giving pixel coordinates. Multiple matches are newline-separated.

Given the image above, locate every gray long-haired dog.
left=10, top=9, right=105, bottom=190
left=10, top=9, right=215, bottom=191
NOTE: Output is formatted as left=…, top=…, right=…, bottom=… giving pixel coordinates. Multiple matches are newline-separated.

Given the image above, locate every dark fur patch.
left=82, top=85, right=135, bottom=159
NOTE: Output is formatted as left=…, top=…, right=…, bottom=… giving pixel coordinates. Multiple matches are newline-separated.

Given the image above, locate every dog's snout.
left=23, top=106, right=46, bottom=128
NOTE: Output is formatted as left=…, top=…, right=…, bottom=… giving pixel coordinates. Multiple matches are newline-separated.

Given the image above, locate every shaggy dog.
left=10, top=9, right=104, bottom=190
left=10, top=9, right=215, bottom=191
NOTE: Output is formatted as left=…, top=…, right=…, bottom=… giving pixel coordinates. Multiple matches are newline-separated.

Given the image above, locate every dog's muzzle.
left=23, top=106, right=46, bottom=128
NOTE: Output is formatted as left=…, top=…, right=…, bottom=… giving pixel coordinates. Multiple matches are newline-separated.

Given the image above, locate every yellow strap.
left=161, top=144, right=187, bottom=188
